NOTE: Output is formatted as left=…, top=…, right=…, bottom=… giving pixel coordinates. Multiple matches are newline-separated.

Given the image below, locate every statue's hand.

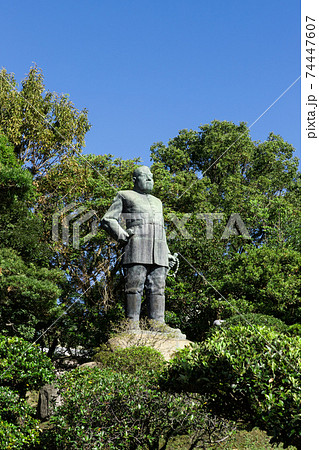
left=168, top=253, right=178, bottom=268
left=118, top=229, right=134, bottom=246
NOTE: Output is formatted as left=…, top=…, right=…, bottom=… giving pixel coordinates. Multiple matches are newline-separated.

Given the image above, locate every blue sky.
left=2, top=0, right=300, bottom=165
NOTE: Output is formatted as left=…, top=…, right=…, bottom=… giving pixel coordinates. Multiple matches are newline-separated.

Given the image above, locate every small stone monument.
left=38, top=384, right=61, bottom=420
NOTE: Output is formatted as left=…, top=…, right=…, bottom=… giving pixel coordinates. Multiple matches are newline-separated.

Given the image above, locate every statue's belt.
left=126, top=220, right=164, bottom=228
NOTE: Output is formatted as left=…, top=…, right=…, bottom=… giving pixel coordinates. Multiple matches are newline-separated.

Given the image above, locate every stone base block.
left=107, top=330, right=193, bottom=361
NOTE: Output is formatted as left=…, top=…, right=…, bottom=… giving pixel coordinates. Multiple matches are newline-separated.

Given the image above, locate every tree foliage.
left=149, top=122, right=300, bottom=336
left=0, top=387, right=42, bottom=450
left=0, top=64, right=90, bottom=346
left=0, top=135, right=64, bottom=340
left=0, top=65, right=90, bottom=175
left=0, top=66, right=301, bottom=449
left=34, top=154, right=141, bottom=351
left=0, top=67, right=301, bottom=343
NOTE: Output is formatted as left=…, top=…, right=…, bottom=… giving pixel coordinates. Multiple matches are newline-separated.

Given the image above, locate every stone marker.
left=38, top=384, right=61, bottom=420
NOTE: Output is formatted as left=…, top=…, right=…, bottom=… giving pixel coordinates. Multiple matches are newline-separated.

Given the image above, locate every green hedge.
left=94, top=344, right=166, bottom=376
left=43, top=366, right=234, bottom=449
left=217, top=313, right=291, bottom=334
left=0, top=335, right=55, bottom=449
left=0, top=335, right=55, bottom=394
left=161, top=325, right=301, bottom=449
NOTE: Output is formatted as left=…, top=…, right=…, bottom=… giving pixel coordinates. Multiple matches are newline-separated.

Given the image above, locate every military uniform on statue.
left=101, top=165, right=184, bottom=337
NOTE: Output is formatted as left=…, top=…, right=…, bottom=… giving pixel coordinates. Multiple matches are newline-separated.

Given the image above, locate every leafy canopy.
left=0, top=65, right=90, bottom=175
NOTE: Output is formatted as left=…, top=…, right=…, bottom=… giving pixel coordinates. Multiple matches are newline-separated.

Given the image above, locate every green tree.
left=0, top=64, right=91, bottom=350
left=1, top=65, right=300, bottom=348
left=33, top=121, right=300, bottom=347
left=0, top=135, right=63, bottom=341
left=150, top=121, right=300, bottom=337
left=0, top=65, right=90, bottom=176
left=34, top=154, right=141, bottom=352
left=220, top=246, right=300, bottom=324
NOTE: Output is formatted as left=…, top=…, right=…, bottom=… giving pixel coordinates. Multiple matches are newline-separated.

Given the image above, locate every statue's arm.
left=100, top=193, right=130, bottom=243
left=165, top=233, right=177, bottom=267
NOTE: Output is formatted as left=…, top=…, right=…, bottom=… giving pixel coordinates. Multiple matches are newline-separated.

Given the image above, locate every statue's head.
left=133, top=166, right=154, bottom=194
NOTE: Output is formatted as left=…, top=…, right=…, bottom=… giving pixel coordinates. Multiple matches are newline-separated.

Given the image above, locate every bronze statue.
left=101, top=166, right=183, bottom=336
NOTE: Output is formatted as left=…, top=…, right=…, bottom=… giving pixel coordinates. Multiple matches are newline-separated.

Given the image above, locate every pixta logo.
left=167, top=213, right=251, bottom=240
left=52, top=207, right=250, bottom=249
left=52, top=203, right=98, bottom=249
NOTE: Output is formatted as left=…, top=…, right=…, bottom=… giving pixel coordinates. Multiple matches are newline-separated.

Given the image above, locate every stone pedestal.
left=107, top=330, right=193, bottom=361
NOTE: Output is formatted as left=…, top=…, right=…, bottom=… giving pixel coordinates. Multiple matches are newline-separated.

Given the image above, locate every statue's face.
left=134, top=167, right=154, bottom=194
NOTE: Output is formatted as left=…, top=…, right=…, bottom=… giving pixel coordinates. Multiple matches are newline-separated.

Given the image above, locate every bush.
left=0, top=387, right=41, bottom=449
left=0, top=335, right=55, bottom=449
left=44, top=366, right=234, bottom=449
left=287, top=323, right=301, bottom=337
left=0, top=334, right=55, bottom=395
left=94, top=344, right=166, bottom=376
left=215, top=313, right=291, bottom=334
left=161, top=325, right=301, bottom=449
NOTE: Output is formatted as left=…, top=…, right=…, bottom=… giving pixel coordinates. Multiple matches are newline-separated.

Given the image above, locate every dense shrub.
left=0, top=387, right=41, bottom=449
left=287, top=323, right=301, bottom=336
left=94, top=344, right=166, bottom=376
left=216, top=313, right=291, bottom=334
left=0, top=335, right=55, bottom=449
left=161, top=325, right=301, bottom=449
left=44, top=366, right=234, bottom=449
left=0, top=334, right=55, bottom=395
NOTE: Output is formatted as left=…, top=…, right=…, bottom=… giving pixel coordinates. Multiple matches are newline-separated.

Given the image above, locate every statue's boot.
left=148, top=294, right=186, bottom=338
left=126, top=294, right=141, bottom=331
